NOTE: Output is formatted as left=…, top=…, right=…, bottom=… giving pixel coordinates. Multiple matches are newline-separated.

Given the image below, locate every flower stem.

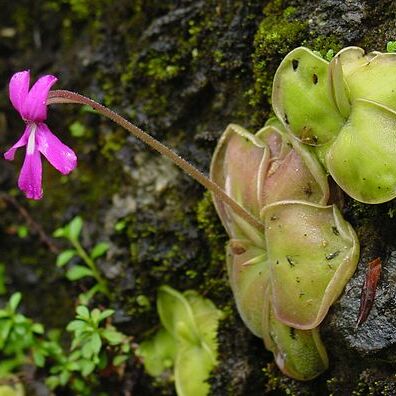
left=70, top=238, right=109, bottom=296
left=47, top=90, right=264, bottom=232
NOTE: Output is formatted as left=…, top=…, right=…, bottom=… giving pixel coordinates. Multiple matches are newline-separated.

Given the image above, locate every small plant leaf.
left=137, top=328, right=176, bottom=376
left=66, top=319, right=85, bottom=332
left=98, top=309, right=114, bottom=322
left=76, top=305, right=90, bottom=321
left=56, top=249, right=76, bottom=267
left=33, top=349, right=45, bottom=367
left=90, top=332, right=102, bottom=355
left=101, top=329, right=124, bottom=345
left=90, top=242, right=109, bottom=259
left=9, top=292, right=22, bottom=311
left=80, top=359, right=95, bottom=376
left=68, top=216, right=83, bottom=241
left=113, top=354, right=128, bottom=366
left=53, top=227, right=65, bottom=238
left=66, top=266, right=94, bottom=281
left=32, top=323, right=44, bottom=334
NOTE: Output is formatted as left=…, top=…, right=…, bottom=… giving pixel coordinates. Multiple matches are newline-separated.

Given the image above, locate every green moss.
left=195, top=192, right=230, bottom=303
left=249, top=2, right=308, bottom=127
left=262, top=364, right=312, bottom=395
left=308, top=35, right=343, bottom=59
left=196, top=192, right=226, bottom=268
left=249, top=0, right=343, bottom=128
left=350, top=371, right=389, bottom=396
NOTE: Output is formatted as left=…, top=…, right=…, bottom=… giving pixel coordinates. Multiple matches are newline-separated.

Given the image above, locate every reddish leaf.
left=357, top=257, right=381, bottom=327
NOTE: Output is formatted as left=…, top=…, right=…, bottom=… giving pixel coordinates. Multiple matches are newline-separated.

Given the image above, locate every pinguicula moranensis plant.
left=10, top=44, right=396, bottom=382
left=210, top=120, right=358, bottom=379
left=273, top=46, right=396, bottom=203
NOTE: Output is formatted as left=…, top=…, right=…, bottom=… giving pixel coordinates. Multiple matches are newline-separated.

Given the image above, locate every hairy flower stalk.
left=47, top=90, right=264, bottom=232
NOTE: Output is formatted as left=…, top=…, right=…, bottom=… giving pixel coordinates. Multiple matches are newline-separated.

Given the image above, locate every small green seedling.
left=137, top=286, right=223, bottom=396
left=0, top=293, right=44, bottom=375
left=47, top=305, right=131, bottom=391
left=54, top=216, right=110, bottom=302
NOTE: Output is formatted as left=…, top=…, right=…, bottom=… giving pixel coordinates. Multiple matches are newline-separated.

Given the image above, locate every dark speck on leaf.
left=326, top=250, right=340, bottom=260
left=270, top=215, right=278, bottom=221
left=292, top=59, right=299, bottom=70
left=284, top=113, right=289, bottom=124
left=286, top=255, right=296, bottom=267
left=332, top=226, right=340, bottom=236
left=303, top=183, right=313, bottom=197
left=290, top=327, right=296, bottom=339
left=312, top=73, right=318, bottom=84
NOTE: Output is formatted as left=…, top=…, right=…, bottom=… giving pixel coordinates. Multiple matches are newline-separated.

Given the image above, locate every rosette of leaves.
left=137, top=286, right=223, bottom=396
left=272, top=46, right=396, bottom=203
left=210, top=122, right=359, bottom=379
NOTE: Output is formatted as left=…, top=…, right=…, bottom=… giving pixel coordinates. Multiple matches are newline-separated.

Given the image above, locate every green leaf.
left=32, top=323, right=44, bottom=334
left=59, top=370, right=70, bottom=386
left=78, top=285, right=100, bottom=305
left=66, top=266, right=94, bottom=281
left=56, top=250, right=76, bottom=267
left=90, top=308, right=101, bottom=324
left=101, top=329, right=124, bottom=345
left=226, top=239, right=269, bottom=338
left=113, top=355, right=128, bottom=366
left=80, top=359, right=95, bottom=376
left=33, top=349, right=45, bottom=367
left=387, top=41, right=396, bottom=53
left=90, top=332, right=102, bottom=355
left=17, top=225, right=28, bottom=238
left=262, top=201, right=359, bottom=329
left=326, top=99, right=396, bottom=203
left=76, top=305, right=90, bottom=320
left=90, top=242, right=109, bottom=259
left=66, top=320, right=86, bottom=332
left=81, top=341, right=94, bottom=359
left=9, top=292, right=22, bottom=311
left=174, top=343, right=215, bottom=396
left=136, top=328, right=176, bottom=376
left=46, top=376, right=60, bottom=390
left=53, top=227, right=65, bottom=238
left=0, top=320, right=12, bottom=347
left=98, top=309, right=114, bottom=322
left=157, top=286, right=198, bottom=342
left=262, top=303, right=328, bottom=381
left=68, top=216, right=83, bottom=241
left=272, top=47, right=344, bottom=146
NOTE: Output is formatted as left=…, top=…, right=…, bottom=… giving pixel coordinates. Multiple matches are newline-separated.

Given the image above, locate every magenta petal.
left=18, top=147, right=43, bottom=200
left=4, top=125, right=31, bottom=161
left=9, top=71, right=30, bottom=114
left=36, top=123, right=77, bottom=174
left=20, top=75, right=57, bottom=122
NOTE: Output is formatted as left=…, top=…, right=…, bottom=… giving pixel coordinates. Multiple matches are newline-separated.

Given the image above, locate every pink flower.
left=4, top=71, right=77, bottom=199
